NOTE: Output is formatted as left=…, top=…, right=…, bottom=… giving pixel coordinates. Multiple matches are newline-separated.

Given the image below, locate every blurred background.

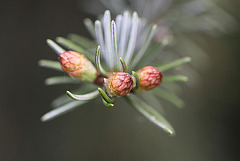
left=0, top=0, right=240, bottom=160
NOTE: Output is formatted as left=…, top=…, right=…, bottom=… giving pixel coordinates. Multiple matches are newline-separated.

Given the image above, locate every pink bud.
left=105, top=72, right=133, bottom=96
left=59, top=51, right=97, bottom=82
left=137, top=66, right=162, bottom=91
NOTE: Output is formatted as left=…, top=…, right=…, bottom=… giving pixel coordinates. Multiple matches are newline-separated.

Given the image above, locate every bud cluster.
left=58, top=51, right=162, bottom=97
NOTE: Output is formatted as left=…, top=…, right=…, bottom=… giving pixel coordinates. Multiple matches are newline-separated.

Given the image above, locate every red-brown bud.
left=59, top=51, right=97, bottom=82
left=94, top=72, right=104, bottom=85
left=105, top=72, right=133, bottom=96
left=137, top=66, right=162, bottom=91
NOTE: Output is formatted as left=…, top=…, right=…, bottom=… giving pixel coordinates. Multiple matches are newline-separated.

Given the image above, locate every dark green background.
left=0, top=0, right=239, bottom=160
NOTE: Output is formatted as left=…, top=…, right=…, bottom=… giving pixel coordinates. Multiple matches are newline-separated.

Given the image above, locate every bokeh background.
left=1, top=0, right=240, bottom=160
